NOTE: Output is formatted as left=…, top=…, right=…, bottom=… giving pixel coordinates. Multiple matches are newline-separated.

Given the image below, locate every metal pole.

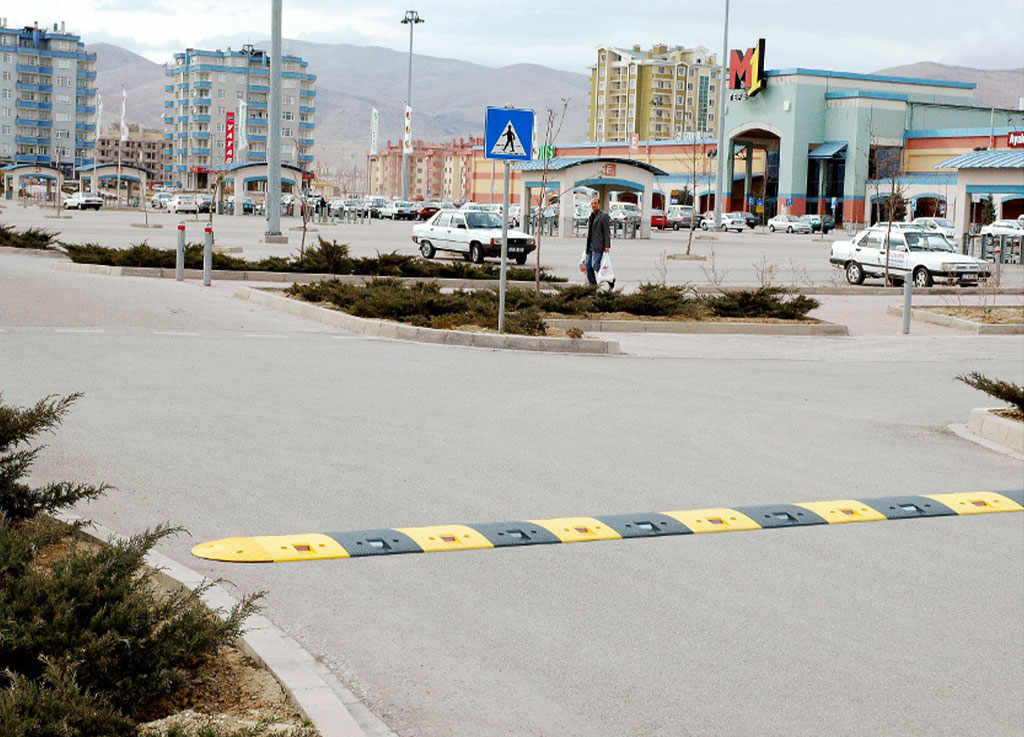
left=403, top=19, right=413, bottom=200
left=713, top=0, right=730, bottom=229
left=901, top=272, right=912, bottom=334
left=266, top=0, right=283, bottom=237
left=203, top=224, right=213, bottom=286
left=498, top=162, right=510, bottom=333
left=176, top=222, right=185, bottom=281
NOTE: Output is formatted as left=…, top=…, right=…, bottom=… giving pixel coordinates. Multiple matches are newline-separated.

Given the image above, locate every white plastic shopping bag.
left=578, top=250, right=587, bottom=273
left=596, top=253, right=615, bottom=286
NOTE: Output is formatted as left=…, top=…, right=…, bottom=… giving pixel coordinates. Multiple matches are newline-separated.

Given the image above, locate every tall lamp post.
left=401, top=10, right=424, bottom=201
left=266, top=0, right=283, bottom=240
left=713, top=0, right=730, bottom=228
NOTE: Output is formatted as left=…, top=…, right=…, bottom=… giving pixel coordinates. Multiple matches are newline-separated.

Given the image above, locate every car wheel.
left=701, top=222, right=708, bottom=231
left=419, top=240, right=436, bottom=259
left=673, top=223, right=679, bottom=231
left=845, top=261, right=865, bottom=285
left=470, top=243, right=484, bottom=264
left=982, top=234, right=994, bottom=246
left=768, top=225, right=775, bottom=232
left=913, top=267, right=933, bottom=288
left=786, top=226, right=793, bottom=233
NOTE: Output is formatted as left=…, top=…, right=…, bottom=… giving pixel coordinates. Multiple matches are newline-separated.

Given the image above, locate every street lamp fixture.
left=400, top=10, right=424, bottom=200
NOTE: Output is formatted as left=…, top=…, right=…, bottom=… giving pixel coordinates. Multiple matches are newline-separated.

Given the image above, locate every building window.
left=217, top=89, right=225, bottom=98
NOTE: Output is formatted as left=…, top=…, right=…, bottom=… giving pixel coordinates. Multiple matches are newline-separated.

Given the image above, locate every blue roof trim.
left=825, top=90, right=909, bottom=102
left=867, top=172, right=957, bottom=186
left=808, top=141, right=848, bottom=159
left=765, top=68, right=976, bottom=89
left=936, top=150, right=1024, bottom=169
left=906, top=126, right=1017, bottom=139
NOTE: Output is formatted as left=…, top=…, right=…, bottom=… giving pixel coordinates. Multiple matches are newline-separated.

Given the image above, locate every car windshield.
left=465, top=212, right=503, bottom=229
left=903, top=232, right=952, bottom=251
left=932, top=218, right=953, bottom=227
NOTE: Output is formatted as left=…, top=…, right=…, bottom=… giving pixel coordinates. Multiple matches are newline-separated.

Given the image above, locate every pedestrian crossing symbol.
left=484, top=107, right=534, bottom=162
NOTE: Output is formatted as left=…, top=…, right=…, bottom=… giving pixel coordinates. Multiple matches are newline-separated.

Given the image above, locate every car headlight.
left=940, top=262, right=954, bottom=271
left=526, top=238, right=535, bottom=246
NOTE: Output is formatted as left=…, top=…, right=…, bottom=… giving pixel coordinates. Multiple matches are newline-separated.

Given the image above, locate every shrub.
left=703, top=287, right=819, bottom=320
left=0, top=659, right=136, bottom=737
left=0, top=225, right=57, bottom=250
left=956, top=372, right=1024, bottom=413
left=0, top=393, right=109, bottom=523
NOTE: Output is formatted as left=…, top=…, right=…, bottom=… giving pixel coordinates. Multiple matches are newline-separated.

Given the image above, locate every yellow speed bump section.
left=663, top=508, right=760, bottom=533
left=529, top=517, right=622, bottom=543
left=191, top=534, right=349, bottom=563
left=794, top=500, right=887, bottom=524
left=395, top=525, right=494, bottom=553
left=923, top=492, right=1024, bottom=515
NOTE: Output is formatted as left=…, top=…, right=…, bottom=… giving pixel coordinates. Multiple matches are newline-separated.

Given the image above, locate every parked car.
left=609, top=201, right=641, bottom=226
left=417, top=202, right=441, bottom=220
left=168, top=194, right=198, bottom=214
left=728, top=211, right=758, bottom=228
left=767, top=214, right=812, bottom=233
left=507, top=204, right=522, bottom=227
left=196, top=194, right=212, bottom=214
left=798, top=213, right=835, bottom=233
left=701, top=212, right=746, bottom=232
left=912, top=216, right=955, bottom=240
left=62, top=192, right=103, bottom=210
left=150, top=192, right=174, bottom=209
left=979, top=219, right=1024, bottom=242
left=872, top=221, right=926, bottom=233
left=666, top=204, right=700, bottom=230
left=650, top=209, right=668, bottom=230
left=411, top=209, right=536, bottom=264
left=225, top=195, right=254, bottom=215
left=829, top=227, right=990, bottom=286
left=380, top=200, right=417, bottom=220
left=365, top=196, right=389, bottom=218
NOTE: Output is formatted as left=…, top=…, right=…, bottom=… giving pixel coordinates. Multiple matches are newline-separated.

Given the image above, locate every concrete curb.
left=235, top=287, right=621, bottom=355
left=948, top=423, right=1024, bottom=461
left=705, top=285, right=1024, bottom=296
left=50, top=261, right=563, bottom=291
left=886, top=305, right=1024, bottom=334
left=55, top=513, right=379, bottom=737
left=966, top=408, right=1024, bottom=454
left=545, top=317, right=849, bottom=335
left=0, top=246, right=66, bottom=258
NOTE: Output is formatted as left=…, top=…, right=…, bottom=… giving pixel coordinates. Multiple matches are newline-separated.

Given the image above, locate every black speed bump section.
left=191, top=489, right=1024, bottom=563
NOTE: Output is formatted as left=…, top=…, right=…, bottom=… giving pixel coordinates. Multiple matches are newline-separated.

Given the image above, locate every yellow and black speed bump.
left=191, top=489, right=1024, bottom=564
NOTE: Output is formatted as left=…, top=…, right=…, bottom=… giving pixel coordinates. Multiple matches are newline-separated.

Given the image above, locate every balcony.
left=16, top=100, right=52, bottom=110
left=165, top=85, right=174, bottom=93
left=15, top=136, right=49, bottom=145
left=191, top=132, right=210, bottom=139
left=16, top=64, right=51, bottom=74
left=191, top=97, right=211, bottom=105
left=177, top=132, right=188, bottom=139
left=177, top=82, right=189, bottom=89
left=75, top=88, right=95, bottom=96
left=249, top=84, right=269, bottom=93
left=78, top=71, right=97, bottom=79
left=77, top=106, right=96, bottom=114
left=298, top=154, right=313, bottom=162
left=299, top=89, right=315, bottom=97
left=16, top=117, right=51, bottom=127
left=164, top=100, right=174, bottom=108
left=15, top=154, right=49, bottom=164
left=191, top=147, right=211, bottom=155
left=298, top=138, right=314, bottom=145
left=178, top=99, right=189, bottom=106
left=75, top=122, right=95, bottom=131
left=247, top=101, right=267, bottom=109
left=192, top=114, right=211, bottom=122
left=247, top=117, right=267, bottom=126
left=76, top=140, right=95, bottom=149
left=247, top=134, right=267, bottom=142
left=299, top=105, right=315, bottom=114
left=74, top=157, right=94, bottom=166
left=193, top=80, right=212, bottom=88
left=298, top=121, right=314, bottom=130
left=16, top=82, right=52, bottom=92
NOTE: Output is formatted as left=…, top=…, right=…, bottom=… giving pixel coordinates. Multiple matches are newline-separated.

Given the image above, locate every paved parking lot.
left=5, top=202, right=1021, bottom=290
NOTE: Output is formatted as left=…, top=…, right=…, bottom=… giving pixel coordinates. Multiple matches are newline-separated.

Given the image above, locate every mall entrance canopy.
left=936, top=150, right=1024, bottom=241
left=515, top=157, right=667, bottom=238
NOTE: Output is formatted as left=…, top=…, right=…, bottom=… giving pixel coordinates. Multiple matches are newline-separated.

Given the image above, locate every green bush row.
left=63, top=237, right=565, bottom=282
left=0, top=392, right=296, bottom=736
left=0, top=225, right=57, bottom=250
left=286, top=280, right=820, bottom=336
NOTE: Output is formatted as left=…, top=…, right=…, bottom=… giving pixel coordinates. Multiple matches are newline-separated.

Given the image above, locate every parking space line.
left=152, top=331, right=201, bottom=336
left=243, top=333, right=288, bottom=339
left=54, top=328, right=105, bottom=334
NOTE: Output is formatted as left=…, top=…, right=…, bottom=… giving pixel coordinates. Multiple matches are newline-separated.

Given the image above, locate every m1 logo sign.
left=1008, top=131, right=1024, bottom=148
left=729, top=38, right=766, bottom=98
left=225, top=112, right=236, bottom=164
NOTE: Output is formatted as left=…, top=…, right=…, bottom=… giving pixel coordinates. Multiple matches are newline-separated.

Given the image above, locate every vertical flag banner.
left=94, top=91, right=102, bottom=146
left=402, top=105, right=413, bottom=155
left=224, top=111, right=236, bottom=164
left=119, top=86, right=128, bottom=142
left=532, top=116, right=538, bottom=160
left=370, top=107, right=380, bottom=155
left=237, top=100, right=248, bottom=154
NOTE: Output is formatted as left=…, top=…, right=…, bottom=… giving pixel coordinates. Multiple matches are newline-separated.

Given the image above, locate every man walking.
left=585, top=196, right=612, bottom=287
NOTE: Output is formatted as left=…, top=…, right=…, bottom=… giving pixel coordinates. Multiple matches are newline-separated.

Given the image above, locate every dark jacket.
left=586, top=210, right=611, bottom=252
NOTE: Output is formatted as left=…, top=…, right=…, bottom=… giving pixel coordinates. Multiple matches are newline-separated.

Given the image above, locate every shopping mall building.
left=468, top=43, right=1022, bottom=234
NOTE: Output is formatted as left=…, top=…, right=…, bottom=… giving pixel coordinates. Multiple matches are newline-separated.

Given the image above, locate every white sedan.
left=979, top=219, right=1023, bottom=241
left=62, top=192, right=103, bottom=210
left=767, top=214, right=812, bottom=233
left=412, top=209, right=536, bottom=264
left=700, top=213, right=746, bottom=232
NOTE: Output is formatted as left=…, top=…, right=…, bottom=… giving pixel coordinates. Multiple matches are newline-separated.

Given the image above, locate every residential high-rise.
left=97, top=123, right=171, bottom=179
left=163, top=44, right=316, bottom=190
left=587, top=44, right=721, bottom=143
left=0, top=20, right=97, bottom=171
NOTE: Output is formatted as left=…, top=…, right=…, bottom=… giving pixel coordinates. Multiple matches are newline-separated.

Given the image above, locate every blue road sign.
left=485, top=107, right=534, bottom=162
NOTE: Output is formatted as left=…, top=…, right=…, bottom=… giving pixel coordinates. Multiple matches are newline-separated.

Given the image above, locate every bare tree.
left=874, top=146, right=907, bottom=286
left=532, top=98, right=569, bottom=294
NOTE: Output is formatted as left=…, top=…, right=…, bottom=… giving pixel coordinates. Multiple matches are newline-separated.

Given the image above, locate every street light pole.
left=266, top=0, right=283, bottom=238
left=713, top=0, right=730, bottom=229
left=401, top=10, right=424, bottom=201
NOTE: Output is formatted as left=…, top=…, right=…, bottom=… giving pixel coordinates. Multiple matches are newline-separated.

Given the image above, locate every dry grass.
left=921, top=306, right=1024, bottom=324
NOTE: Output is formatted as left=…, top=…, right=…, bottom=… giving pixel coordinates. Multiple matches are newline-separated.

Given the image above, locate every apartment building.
left=0, top=20, right=97, bottom=171
left=96, top=123, right=171, bottom=177
left=163, top=44, right=316, bottom=190
left=368, top=137, right=480, bottom=200
left=588, top=44, right=721, bottom=143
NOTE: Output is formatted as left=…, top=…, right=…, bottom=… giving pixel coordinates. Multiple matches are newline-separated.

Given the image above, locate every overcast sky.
left=12, top=1, right=1024, bottom=73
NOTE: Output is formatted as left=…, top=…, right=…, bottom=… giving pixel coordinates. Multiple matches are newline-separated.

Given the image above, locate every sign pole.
left=499, top=161, right=510, bottom=333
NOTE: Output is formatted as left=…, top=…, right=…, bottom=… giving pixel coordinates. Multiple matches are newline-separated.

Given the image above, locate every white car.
left=381, top=200, right=418, bottom=220
left=767, top=214, right=812, bottom=233
left=150, top=192, right=174, bottom=209
left=912, top=216, right=956, bottom=240
left=62, top=192, right=103, bottom=210
left=168, top=194, right=198, bottom=214
left=411, top=209, right=536, bottom=264
left=979, top=219, right=1024, bottom=241
left=609, top=201, right=641, bottom=225
left=829, top=226, right=991, bottom=286
left=700, top=212, right=746, bottom=232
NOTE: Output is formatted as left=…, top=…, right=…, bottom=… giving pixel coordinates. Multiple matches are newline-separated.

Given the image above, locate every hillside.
left=873, top=62, right=1023, bottom=109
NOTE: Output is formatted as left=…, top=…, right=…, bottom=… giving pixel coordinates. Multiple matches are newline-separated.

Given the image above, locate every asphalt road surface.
left=2, top=251, right=1022, bottom=737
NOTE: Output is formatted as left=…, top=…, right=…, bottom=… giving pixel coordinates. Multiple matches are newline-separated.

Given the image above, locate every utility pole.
left=401, top=10, right=424, bottom=201
left=713, top=0, right=730, bottom=229
left=265, top=0, right=283, bottom=239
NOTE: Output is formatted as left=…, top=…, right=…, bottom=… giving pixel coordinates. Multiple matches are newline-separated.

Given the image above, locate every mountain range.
left=88, top=40, right=1024, bottom=174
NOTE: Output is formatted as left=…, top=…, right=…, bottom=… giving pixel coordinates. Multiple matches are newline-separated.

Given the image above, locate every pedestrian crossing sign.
left=485, top=107, right=534, bottom=162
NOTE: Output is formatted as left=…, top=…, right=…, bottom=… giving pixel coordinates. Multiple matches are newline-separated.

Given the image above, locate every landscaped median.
left=886, top=304, right=1024, bottom=334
